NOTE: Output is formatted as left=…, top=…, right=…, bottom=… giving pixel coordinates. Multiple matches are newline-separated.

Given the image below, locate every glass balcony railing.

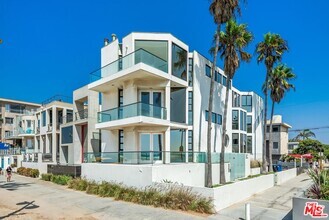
left=98, top=102, right=167, bottom=123
left=83, top=151, right=205, bottom=164
left=90, top=49, right=168, bottom=82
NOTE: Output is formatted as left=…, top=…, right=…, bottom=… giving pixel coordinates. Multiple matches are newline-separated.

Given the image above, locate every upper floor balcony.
left=89, top=49, right=187, bottom=92
left=96, top=102, right=168, bottom=130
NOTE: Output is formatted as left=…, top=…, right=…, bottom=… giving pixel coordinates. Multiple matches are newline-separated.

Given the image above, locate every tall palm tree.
left=215, top=19, right=253, bottom=184
left=294, top=129, right=316, bottom=141
left=256, top=33, right=288, bottom=173
left=266, top=64, right=296, bottom=171
left=206, top=0, right=241, bottom=187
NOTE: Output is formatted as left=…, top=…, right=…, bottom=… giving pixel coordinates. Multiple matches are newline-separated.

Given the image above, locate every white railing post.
left=245, top=203, right=250, bottom=220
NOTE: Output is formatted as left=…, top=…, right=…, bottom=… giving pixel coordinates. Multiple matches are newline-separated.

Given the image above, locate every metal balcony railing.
left=75, top=109, right=88, bottom=121
left=90, top=48, right=168, bottom=82
left=98, top=102, right=167, bottom=123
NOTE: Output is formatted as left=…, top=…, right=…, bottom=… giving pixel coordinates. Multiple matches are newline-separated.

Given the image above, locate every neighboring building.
left=60, top=85, right=100, bottom=165
left=266, top=115, right=292, bottom=163
left=288, top=141, right=299, bottom=154
left=34, top=96, right=73, bottom=163
left=0, top=98, right=40, bottom=147
left=84, top=32, right=264, bottom=187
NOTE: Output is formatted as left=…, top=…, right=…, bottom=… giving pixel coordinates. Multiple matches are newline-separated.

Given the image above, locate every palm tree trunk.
left=220, top=78, right=230, bottom=184
left=206, top=28, right=220, bottom=188
left=262, top=69, right=270, bottom=173
left=268, top=101, right=275, bottom=172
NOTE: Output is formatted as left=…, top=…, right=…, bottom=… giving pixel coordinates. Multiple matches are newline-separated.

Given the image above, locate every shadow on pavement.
left=0, top=201, right=39, bottom=219
left=0, top=181, right=34, bottom=191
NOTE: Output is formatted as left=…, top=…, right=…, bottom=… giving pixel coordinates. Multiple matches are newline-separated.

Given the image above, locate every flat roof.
left=0, top=98, right=41, bottom=107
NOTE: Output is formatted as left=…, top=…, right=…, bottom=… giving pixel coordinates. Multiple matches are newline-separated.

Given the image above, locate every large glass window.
left=215, top=70, right=222, bottom=84
left=247, top=136, right=252, bottom=153
left=205, top=110, right=209, bottom=121
left=172, top=43, right=187, bottom=81
left=223, top=76, right=227, bottom=86
left=232, top=91, right=240, bottom=107
left=240, top=134, right=246, bottom=153
left=188, top=130, right=193, bottom=162
left=212, top=112, right=216, bottom=123
left=205, top=65, right=211, bottom=78
left=61, top=126, right=73, bottom=144
left=232, top=110, right=239, bottom=130
left=188, top=58, right=193, bottom=86
left=247, top=116, right=252, bottom=133
left=118, top=130, right=124, bottom=152
left=242, top=95, right=252, bottom=112
left=272, top=125, right=280, bottom=132
left=5, top=117, right=13, bottom=124
left=273, top=142, right=279, bottom=149
left=42, top=111, right=46, bottom=127
left=170, top=88, right=186, bottom=123
left=240, top=111, right=247, bottom=131
left=66, top=110, right=73, bottom=123
left=188, top=91, right=193, bottom=125
left=232, top=133, right=239, bottom=153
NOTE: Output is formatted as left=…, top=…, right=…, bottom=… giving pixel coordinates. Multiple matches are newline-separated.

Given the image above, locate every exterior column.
left=52, top=106, right=57, bottom=162
left=164, top=127, right=170, bottom=164
left=165, top=82, right=170, bottom=121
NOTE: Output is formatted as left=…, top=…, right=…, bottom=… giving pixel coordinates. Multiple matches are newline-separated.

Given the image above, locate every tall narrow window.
left=240, top=134, right=246, bottom=153
left=205, top=110, right=209, bottom=121
left=188, top=58, right=193, bottom=86
left=205, top=65, right=211, bottom=78
left=188, top=130, right=193, bottom=162
left=188, top=91, right=193, bottom=125
left=42, top=111, right=46, bottom=127
left=232, top=133, right=239, bottom=153
left=172, top=43, right=187, bottom=81
left=118, top=89, right=123, bottom=119
left=223, top=76, right=227, bottom=86
left=232, top=110, right=239, bottom=130
left=247, top=136, right=252, bottom=154
left=247, top=116, right=252, bottom=133
left=232, top=92, right=240, bottom=107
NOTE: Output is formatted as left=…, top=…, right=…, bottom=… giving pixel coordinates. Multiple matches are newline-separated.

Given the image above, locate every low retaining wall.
left=293, top=197, right=329, bottom=220
left=250, top=167, right=261, bottom=175
left=22, top=162, right=50, bottom=175
left=192, top=168, right=298, bottom=211
left=275, top=168, right=297, bottom=185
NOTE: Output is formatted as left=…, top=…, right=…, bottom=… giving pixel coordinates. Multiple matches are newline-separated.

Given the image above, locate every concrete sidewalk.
left=209, top=173, right=312, bottom=220
left=0, top=174, right=205, bottom=220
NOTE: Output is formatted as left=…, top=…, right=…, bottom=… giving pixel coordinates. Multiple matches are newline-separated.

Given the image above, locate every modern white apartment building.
left=34, top=96, right=73, bottom=163
left=82, top=32, right=264, bottom=187
left=266, top=115, right=292, bottom=163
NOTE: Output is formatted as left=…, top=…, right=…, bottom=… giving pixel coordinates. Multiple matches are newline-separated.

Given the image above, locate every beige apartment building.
left=0, top=98, right=40, bottom=147
left=266, top=115, right=292, bottom=163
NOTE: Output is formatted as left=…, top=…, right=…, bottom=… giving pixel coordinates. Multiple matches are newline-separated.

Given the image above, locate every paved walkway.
left=0, top=174, right=205, bottom=220
left=209, top=173, right=312, bottom=220
left=0, top=173, right=312, bottom=220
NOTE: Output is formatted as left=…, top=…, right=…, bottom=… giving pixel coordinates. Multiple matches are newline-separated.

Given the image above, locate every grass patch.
left=66, top=178, right=214, bottom=214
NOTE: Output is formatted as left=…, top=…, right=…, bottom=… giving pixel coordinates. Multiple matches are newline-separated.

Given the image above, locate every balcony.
left=75, top=109, right=88, bottom=121
left=88, top=49, right=176, bottom=92
left=97, top=102, right=167, bottom=129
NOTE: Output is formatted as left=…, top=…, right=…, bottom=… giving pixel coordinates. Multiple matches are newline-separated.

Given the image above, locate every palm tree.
left=206, top=0, right=241, bottom=187
left=216, top=19, right=253, bottom=184
left=256, top=33, right=288, bottom=173
left=266, top=64, right=296, bottom=171
left=294, top=129, right=316, bottom=141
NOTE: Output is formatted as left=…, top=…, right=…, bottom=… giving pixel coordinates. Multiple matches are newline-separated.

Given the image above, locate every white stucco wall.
left=275, top=168, right=297, bottom=185
left=22, top=162, right=48, bottom=175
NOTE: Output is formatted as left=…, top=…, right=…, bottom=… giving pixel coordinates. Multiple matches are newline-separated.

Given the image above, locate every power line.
left=289, top=126, right=329, bottom=132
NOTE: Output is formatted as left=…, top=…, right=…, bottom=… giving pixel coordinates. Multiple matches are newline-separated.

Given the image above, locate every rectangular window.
left=216, top=114, right=222, bottom=125
left=172, top=43, right=187, bottom=81
left=223, top=76, right=227, bottom=86
left=273, top=142, right=279, bottom=149
left=5, top=117, right=13, bottom=124
left=42, top=111, right=46, bottom=127
left=188, top=58, right=193, bottom=86
left=205, top=65, right=211, bottom=78
left=266, top=125, right=270, bottom=133
left=66, top=110, right=73, bottom=123
left=212, top=112, right=216, bottom=123
left=27, top=120, right=32, bottom=128
left=247, top=136, right=252, bottom=154
left=118, top=89, right=123, bottom=118
left=188, top=91, right=193, bottom=125
left=272, top=125, right=280, bottom=132
left=5, top=104, right=10, bottom=112
left=188, top=130, right=193, bottom=162
left=232, top=133, right=239, bottom=153
left=232, top=92, right=240, bottom=107
left=240, top=111, right=243, bottom=131
left=247, top=116, right=252, bottom=133
left=242, top=95, right=252, bottom=112
left=232, top=110, right=239, bottom=130
left=240, top=134, right=246, bottom=153
left=205, top=110, right=209, bottom=121
left=61, top=126, right=73, bottom=144
left=119, top=130, right=124, bottom=152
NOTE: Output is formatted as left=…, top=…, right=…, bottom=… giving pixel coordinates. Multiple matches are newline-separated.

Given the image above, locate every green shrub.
left=86, top=181, right=100, bottom=195
left=41, top=173, right=53, bottom=181
left=68, top=178, right=88, bottom=191
left=16, top=167, right=39, bottom=178
left=17, top=167, right=26, bottom=175
left=50, top=175, right=72, bottom=185
left=10, top=163, right=17, bottom=168
left=29, top=169, right=39, bottom=178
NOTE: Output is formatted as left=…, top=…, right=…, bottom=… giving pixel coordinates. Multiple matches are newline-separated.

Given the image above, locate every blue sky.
left=1, top=0, right=329, bottom=143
